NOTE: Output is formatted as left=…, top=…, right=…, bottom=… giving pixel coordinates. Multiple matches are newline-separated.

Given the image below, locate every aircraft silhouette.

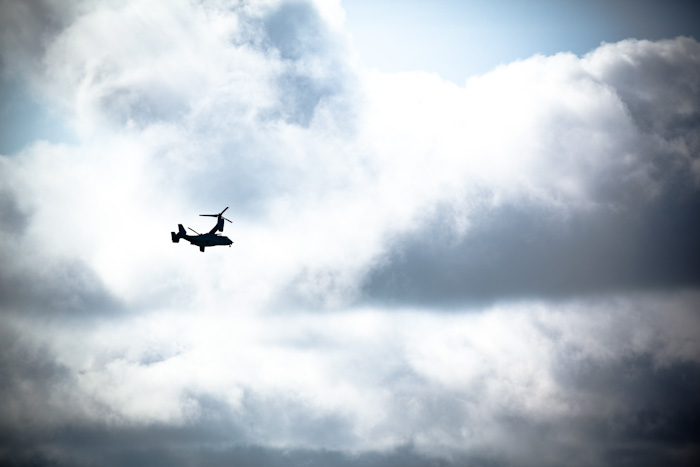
left=171, top=207, right=233, bottom=252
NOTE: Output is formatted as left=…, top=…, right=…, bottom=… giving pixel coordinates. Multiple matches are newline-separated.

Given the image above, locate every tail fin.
left=171, top=224, right=186, bottom=243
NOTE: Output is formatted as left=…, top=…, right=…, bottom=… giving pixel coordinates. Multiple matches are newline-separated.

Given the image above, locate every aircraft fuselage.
left=171, top=224, right=232, bottom=252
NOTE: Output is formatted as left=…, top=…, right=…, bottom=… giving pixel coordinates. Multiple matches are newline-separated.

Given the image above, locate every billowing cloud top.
left=1, top=1, right=699, bottom=466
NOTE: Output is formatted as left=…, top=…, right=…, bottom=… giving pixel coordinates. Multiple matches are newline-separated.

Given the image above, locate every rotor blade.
left=223, top=217, right=232, bottom=223
left=220, top=207, right=229, bottom=215
left=188, top=227, right=201, bottom=235
left=199, top=214, right=218, bottom=217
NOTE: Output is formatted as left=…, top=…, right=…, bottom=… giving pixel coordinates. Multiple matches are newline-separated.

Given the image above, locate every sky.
left=1, top=1, right=699, bottom=466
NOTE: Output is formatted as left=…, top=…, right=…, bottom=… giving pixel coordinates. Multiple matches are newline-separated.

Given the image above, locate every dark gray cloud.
left=556, top=355, right=700, bottom=445
left=0, top=188, right=29, bottom=235
left=0, top=432, right=462, bottom=467
left=2, top=347, right=698, bottom=466
left=0, top=0, right=79, bottom=76
left=0, top=1, right=81, bottom=152
left=0, top=201, right=122, bottom=319
left=593, top=36, right=700, bottom=141
left=546, top=356, right=700, bottom=467
left=362, top=191, right=700, bottom=306
left=0, top=256, right=123, bottom=318
left=0, top=187, right=121, bottom=318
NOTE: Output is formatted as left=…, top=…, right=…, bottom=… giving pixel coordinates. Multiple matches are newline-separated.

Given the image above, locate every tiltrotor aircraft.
left=171, top=207, right=233, bottom=252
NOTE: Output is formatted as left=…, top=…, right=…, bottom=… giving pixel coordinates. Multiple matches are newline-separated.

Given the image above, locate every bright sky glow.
left=343, top=0, right=700, bottom=82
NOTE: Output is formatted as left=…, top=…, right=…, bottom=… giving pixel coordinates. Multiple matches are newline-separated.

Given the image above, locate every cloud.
left=1, top=293, right=699, bottom=466
left=0, top=0, right=80, bottom=78
left=362, top=38, right=700, bottom=306
left=363, top=191, right=700, bottom=306
left=7, top=3, right=696, bottom=310
left=1, top=1, right=700, bottom=466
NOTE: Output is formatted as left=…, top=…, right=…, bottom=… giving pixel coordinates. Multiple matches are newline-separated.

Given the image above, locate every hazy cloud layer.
left=1, top=1, right=699, bottom=466
left=1, top=294, right=699, bottom=466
